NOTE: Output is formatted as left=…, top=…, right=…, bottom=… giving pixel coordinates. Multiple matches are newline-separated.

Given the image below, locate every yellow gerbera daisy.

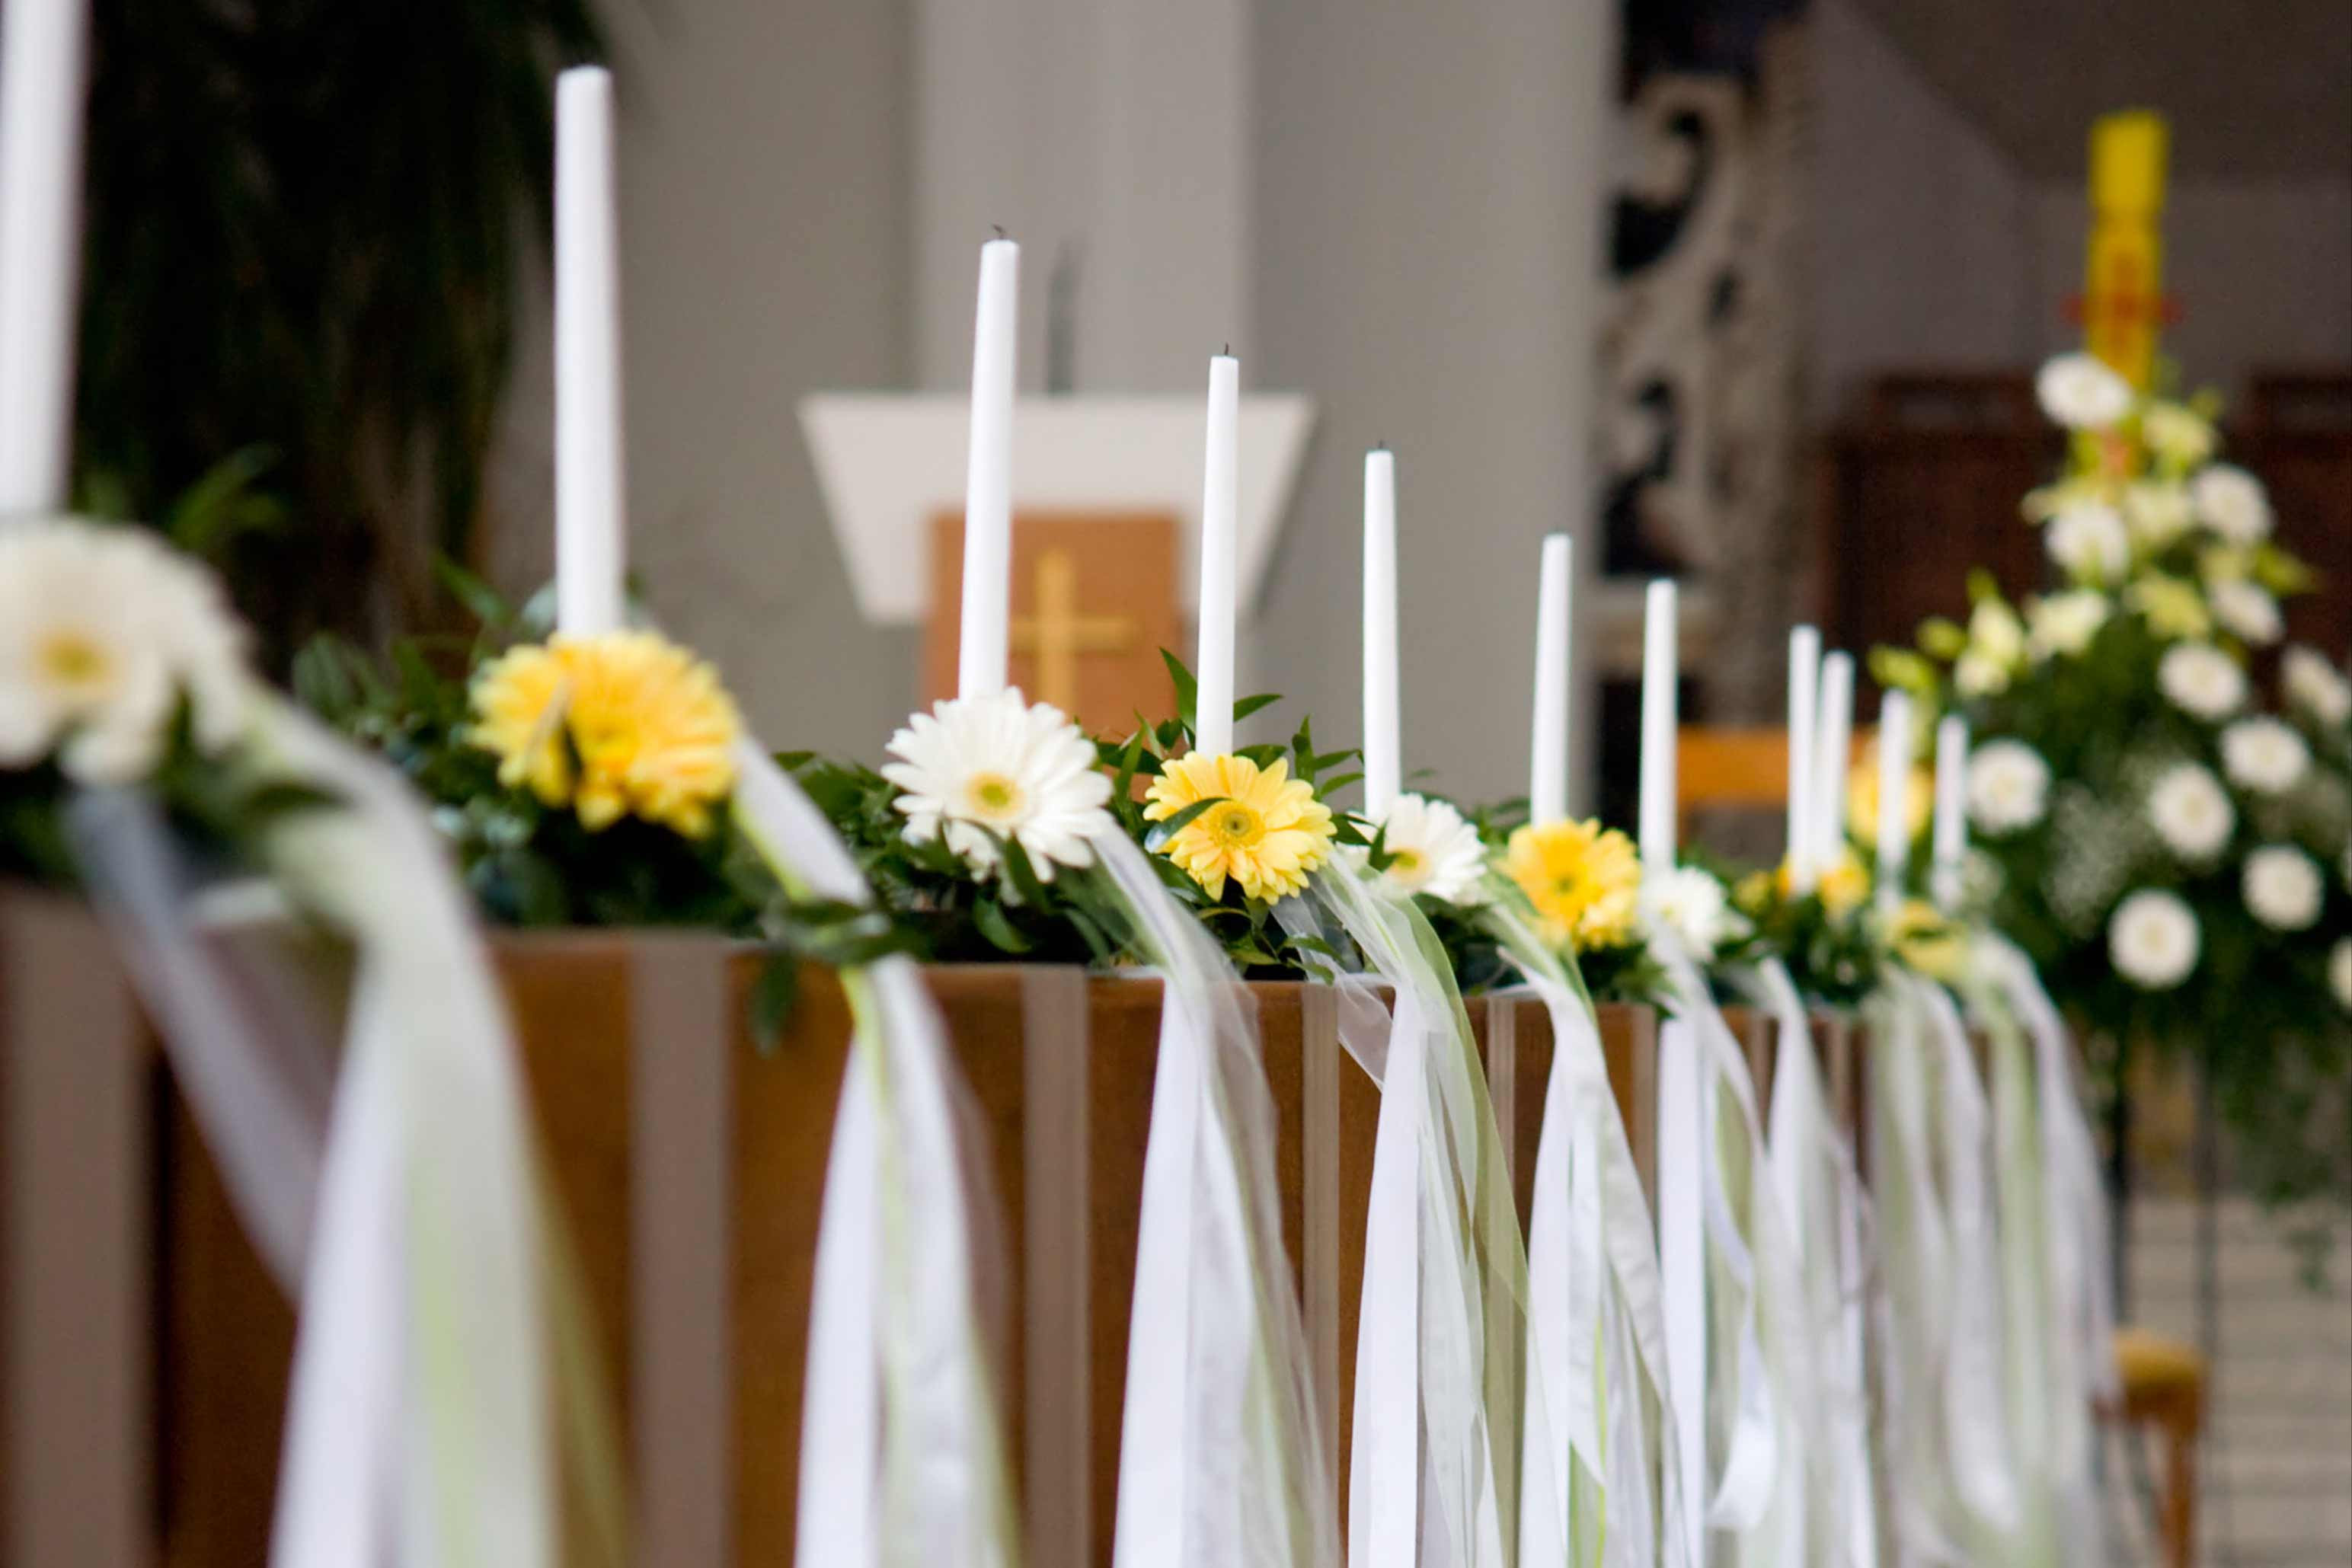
left=470, top=630, right=742, bottom=837
left=1502, top=818, right=1641, bottom=950
left=1775, top=846, right=1872, bottom=918
left=1884, top=898, right=1968, bottom=982
left=1143, top=752, right=1335, bottom=903
left=1846, top=754, right=1932, bottom=854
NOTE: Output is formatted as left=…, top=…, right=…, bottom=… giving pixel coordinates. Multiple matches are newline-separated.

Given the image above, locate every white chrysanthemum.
left=2242, top=845, right=2322, bottom=931
left=2220, top=717, right=2310, bottom=795
left=2028, top=590, right=2111, bottom=660
left=2208, top=580, right=2282, bottom=646
left=2036, top=352, right=2134, bottom=430
left=2044, top=503, right=2129, bottom=582
left=2156, top=643, right=2246, bottom=721
left=1369, top=793, right=1488, bottom=905
left=1966, top=740, right=2050, bottom=834
left=2108, top=890, right=2200, bottom=989
left=1641, top=864, right=1749, bottom=961
left=2190, top=465, right=2271, bottom=544
left=2331, top=938, right=2352, bottom=1011
left=0, top=518, right=250, bottom=783
left=2282, top=646, right=2352, bottom=727
left=2146, top=764, right=2234, bottom=861
left=2141, top=401, right=2217, bottom=466
left=882, top=688, right=1113, bottom=880
left=2123, top=481, right=2195, bottom=548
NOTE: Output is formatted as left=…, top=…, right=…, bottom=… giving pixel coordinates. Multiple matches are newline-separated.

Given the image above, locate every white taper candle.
left=1638, top=579, right=1679, bottom=869
left=1815, top=651, right=1856, bottom=869
left=1529, top=534, right=1573, bottom=826
left=1194, top=353, right=1239, bottom=756
left=1362, top=448, right=1400, bottom=819
left=1786, top=626, right=1821, bottom=891
left=0, top=0, right=88, bottom=514
left=1875, top=691, right=1914, bottom=905
left=554, top=66, right=628, bottom=637
left=1932, top=714, right=1969, bottom=911
left=957, top=236, right=1020, bottom=697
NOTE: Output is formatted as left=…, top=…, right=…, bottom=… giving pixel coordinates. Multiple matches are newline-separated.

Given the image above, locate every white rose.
left=2146, top=765, right=2234, bottom=861
left=2220, top=717, right=2310, bottom=795
left=2208, top=580, right=2282, bottom=646
left=2190, top=465, right=2271, bottom=544
left=2044, top=503, right=2130, bottom=583
left=2331, top=938, right=2352, bottom=1011
left=2281, top=646, right=2352, bottom=727
left=2123, top=481, right=2195, bottom=548
left=2036, top=352, right=2134, bottom=430
left=2027, top=590, right=2111, bottom=659
left=1966, top=740, right=2050, bottom=834
left=2141, top=401, right=2217, bottom=465
left=2242, top=845, right=2322, bottom=931
left=2156, top=643, right=2247, bottom=721
left=1641, top=864, right=1748, bottom=961
left=2108, top=890, right=2200, bottom=989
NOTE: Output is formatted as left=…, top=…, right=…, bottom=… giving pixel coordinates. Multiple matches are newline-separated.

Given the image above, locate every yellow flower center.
left=1209, top=802, right=1263, bottom=847
left=36, top=628, right=112, bottom=690
left=963, top=770, right=1026, bottom=822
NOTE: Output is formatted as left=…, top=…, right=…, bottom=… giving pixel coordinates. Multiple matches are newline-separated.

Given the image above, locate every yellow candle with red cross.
left=2083, top=110, right=2168, bottom=389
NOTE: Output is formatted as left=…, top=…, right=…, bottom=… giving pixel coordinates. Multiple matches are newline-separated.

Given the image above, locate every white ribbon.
left=733, top=742, right=1021, bottom=1568
left=1095, top=832, right=1336, bottom=1568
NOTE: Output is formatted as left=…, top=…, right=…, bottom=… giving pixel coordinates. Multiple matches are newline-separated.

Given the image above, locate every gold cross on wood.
left=1010, top=547, right=1135, bottom=714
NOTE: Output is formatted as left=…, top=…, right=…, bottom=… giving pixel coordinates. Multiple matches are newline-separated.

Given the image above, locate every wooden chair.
left=1675, top=725, right=2209, bottom=1568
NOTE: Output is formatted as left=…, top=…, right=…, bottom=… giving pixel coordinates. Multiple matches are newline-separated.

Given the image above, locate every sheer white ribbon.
left=1094, top=832, right=1336, bottom=1568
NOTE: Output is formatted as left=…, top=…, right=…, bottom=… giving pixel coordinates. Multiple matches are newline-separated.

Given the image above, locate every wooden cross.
left=1011, top=547, right=1135, bottom=714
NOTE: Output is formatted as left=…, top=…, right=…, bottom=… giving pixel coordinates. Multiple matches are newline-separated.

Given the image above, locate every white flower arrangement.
left=2026, top=590, right=2110, bottom=660
left=1366, top=793, right=1488, bottom=905
left=2219, top=717, right=2310, bottom=796
left=1641, top=863, right=1748, bottom=961
left=2145, top=764, right=2234, bottom=861
left=2282, top=646, right=2352, bottom=727
left=0, top=519, right=250, bottom=782
left=2155, top=643, right=2246, bottom=721
left=1966, top=740, right=2050, bottom=834
left=2140, top=401, right=2217, bottom=466
left=2241, top=845, right=2322, bottom=932
left=2188, top=464, right=2272, bottom=545
left=2044, top=503, right=2129, bottom=583
left=2207, top=579, right=2282, bottom=646
left=2108, top=889, right=2200, bottom=990
left=882, top=688, right=1114, bottom=881
left=2035, top=352, right=2134, bottom=430
left=2121, top=480, right=2194, bottom=549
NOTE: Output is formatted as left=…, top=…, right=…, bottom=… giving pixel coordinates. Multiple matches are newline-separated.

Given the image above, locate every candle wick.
left=992, top=224, right=1006, bottom=240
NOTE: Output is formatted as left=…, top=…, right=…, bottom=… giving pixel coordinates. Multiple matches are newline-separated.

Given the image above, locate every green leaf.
left=971, top=897, right=1034, bottom=954
left=434, top=555, right=516, bottom=631
left=1160, top=649, right=1198, bottom=728
left=1232, top=691, right=1281, bottom=722
left=1143, top=795, right=1226, bottom=851
left=748, top=954, right=800, bottom=1054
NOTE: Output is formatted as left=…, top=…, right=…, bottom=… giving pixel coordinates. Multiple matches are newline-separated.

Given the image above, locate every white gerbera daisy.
left=2044, top=503, right=2129, bottom=583
left=2122, top=481, right=2195, bottom=549
left=2282, top=646, right=2352, bottom=727
left=2141, top=401, right=2217, bottom=466
left=2208, top=580, right=2282, bottom=646
left=1966, top=740, right=2050, bottom=834
left=1369, top=793, right=1488, bottom=905
left=2190, top=465, right=2271, bottom=544
left=2330, top=938, right=2352, bottom=1011
left=0, top=519, right=250, bottom=783
left=2220, top=717, right=2309, bottom=795
left=2146, top=764, right=2234, bottom=861
left=2242, top=845, right=2322, bottom=931
left=2108, top=890, right=2200, bottom=989
left=1641, top=864, right=1749, bottom=961
left=2156, top=643, right=2246, bottom=721
left=2036, top=352, right=2134, bottom=430
left=881, top=688, right=1114, bottom=880
left=2028, top=590, right=2111, bottom=660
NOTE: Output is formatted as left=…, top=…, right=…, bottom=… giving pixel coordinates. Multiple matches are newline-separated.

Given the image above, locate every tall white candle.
left=1638, top=579, right=1679, bottom=869
left=1814, top=651, right=1856, bottom=870
left=1529, top=534, right=1573, bottom=826
left=1194, top=353, right=1240, bottom=755
left=1362, top=448, right=1401, bottom=820
left=0, top=0, right=88, bottom=515
left=1786, top=626, right=1821, bottom=891
left=554, top=66, right=628, bottom=637
left=957, top=236, right=1020, bottom=697
left=1932, top=714, right=1969, bottom=911
left=1875, top=691, right=1914, bottom=905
